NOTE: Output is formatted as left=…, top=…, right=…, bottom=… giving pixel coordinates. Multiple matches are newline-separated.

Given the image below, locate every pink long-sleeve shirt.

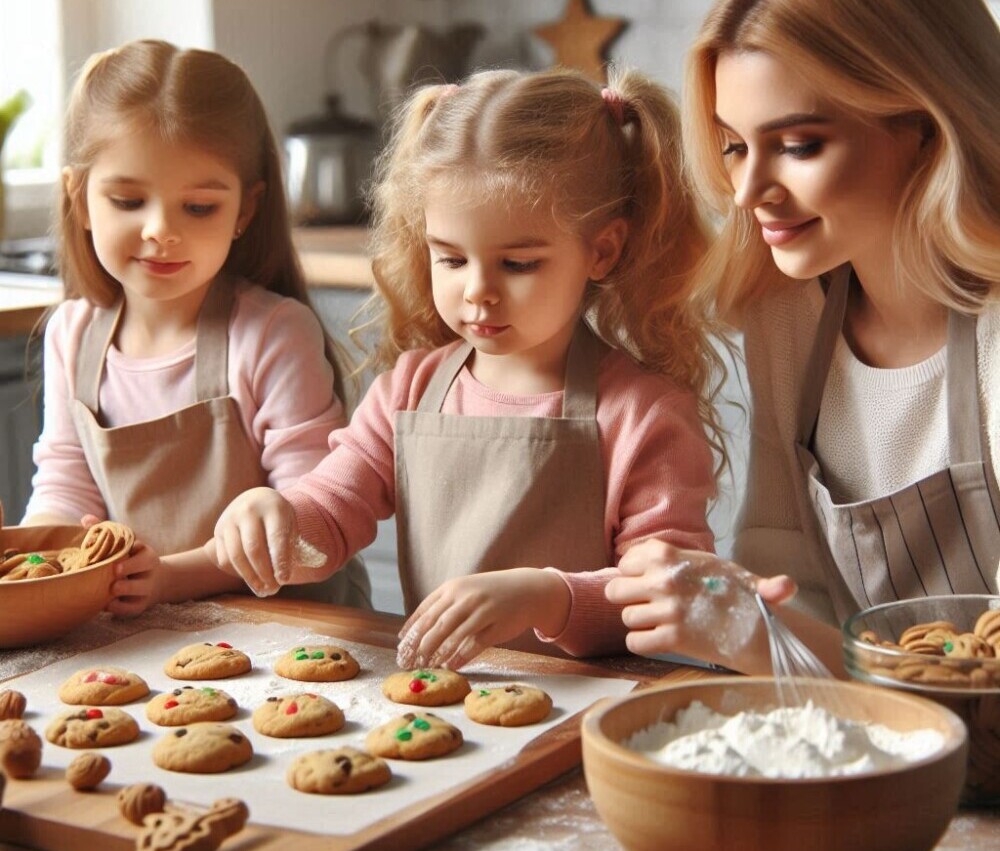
left=25, top=283, right=346, bottom=527
left=285, top=342, right=716, bottom=657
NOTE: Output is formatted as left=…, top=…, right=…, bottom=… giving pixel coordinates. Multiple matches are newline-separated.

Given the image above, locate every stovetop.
left=0, top=237, right=58, bottom=277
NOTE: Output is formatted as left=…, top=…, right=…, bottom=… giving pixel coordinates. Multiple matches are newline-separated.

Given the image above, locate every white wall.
left=213, top=0, right=714, bottom=143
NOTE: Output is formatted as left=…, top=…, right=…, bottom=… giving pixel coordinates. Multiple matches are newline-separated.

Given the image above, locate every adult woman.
left=606, top=0, right=1000, bottom=675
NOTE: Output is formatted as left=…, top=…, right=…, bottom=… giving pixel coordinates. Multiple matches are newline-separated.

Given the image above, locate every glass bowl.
left=843, top=594, right=1000, bottom=806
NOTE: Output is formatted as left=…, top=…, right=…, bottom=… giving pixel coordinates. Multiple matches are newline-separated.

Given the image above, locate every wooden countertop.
left=0, top=597, right=997, bottom=850
left=0, top=227, right=374, bottom=337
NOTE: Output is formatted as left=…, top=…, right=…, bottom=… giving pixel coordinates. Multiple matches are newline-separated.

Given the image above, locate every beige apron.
left=70, top=276, right=371, bottom=608
left=394, top=323, right=610, bottom=655
left=795, top=265, right=1000, bottom=621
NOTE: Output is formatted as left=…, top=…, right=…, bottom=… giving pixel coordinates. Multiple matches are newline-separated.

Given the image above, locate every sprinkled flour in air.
left=628, top=701, right=944, bottom=779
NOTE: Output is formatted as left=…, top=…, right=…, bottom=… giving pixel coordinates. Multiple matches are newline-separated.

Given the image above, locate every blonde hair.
left=684, top=0, right=1000, bottom=321
left=57, top=39, right=349, bottom=402
left=364, top=66, right=728, bottom=470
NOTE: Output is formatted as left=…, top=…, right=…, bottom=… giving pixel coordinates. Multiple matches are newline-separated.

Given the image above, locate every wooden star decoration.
left=533, top=0, right=626, bottom=83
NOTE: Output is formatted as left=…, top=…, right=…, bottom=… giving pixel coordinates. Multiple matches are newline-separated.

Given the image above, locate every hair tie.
left=601, top=87, right=626, bottom=127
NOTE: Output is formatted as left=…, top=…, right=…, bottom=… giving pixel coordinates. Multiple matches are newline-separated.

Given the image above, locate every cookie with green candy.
left=273, top=645, right=360, bottom=682
left=381, top=668, right=470, bottom=706
left=366, top=711, right=463, bottom=760
left=146, top=686, right=238, bottom=726
left=464, top=683, right=552, bottom=726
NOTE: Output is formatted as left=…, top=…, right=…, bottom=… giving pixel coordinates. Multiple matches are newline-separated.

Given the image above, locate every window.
left=1, top=0, right=62, bottom=179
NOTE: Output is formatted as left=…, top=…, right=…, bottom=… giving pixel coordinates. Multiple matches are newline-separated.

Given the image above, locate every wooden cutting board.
left=0, top=597, right=696, bottom=851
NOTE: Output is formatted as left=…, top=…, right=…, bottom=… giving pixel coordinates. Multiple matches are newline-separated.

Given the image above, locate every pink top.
left=285, top=343, right=716, bottom=657
left=25, top=283, right=346, bottom=524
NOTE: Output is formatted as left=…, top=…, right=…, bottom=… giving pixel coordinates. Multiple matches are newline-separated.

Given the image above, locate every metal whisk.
left=755, top=592, right=841, bottom=710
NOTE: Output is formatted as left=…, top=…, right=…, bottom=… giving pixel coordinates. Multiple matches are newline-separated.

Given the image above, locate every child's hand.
left=210, top=487, right=297, bottom=597
left=105, top=541, right=162, bottom=617
left=396, top=569, right=571, bottom=671
left=605, top=539, right=796, bottom=666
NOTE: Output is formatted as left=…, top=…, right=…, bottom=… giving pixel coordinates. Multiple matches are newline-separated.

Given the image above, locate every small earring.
left=234, top=227, right=243, bottom=239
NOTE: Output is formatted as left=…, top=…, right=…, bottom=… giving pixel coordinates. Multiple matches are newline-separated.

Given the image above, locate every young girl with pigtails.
left=24, top=39, right=371, bottom=614
left=212, top=66, right=724, bottom=669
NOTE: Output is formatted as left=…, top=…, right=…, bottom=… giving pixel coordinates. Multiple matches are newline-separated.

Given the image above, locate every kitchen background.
left=11, top=0, right=992, bottom=613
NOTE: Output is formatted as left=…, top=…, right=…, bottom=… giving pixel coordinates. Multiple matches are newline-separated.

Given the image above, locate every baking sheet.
left=5, top=622, right=636, bottom=836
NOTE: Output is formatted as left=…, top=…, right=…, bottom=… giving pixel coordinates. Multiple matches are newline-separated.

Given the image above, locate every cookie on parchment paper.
left=381, top=669, right=470, bottom=706
left=286, top=746, right=391, bottom=795
left=365, top=711, right=463, bottom=760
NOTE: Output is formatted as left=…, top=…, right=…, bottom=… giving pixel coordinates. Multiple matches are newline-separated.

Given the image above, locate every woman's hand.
left=396, top=569, right=571, bottom=671
left=210, top=487, right=297, bottom=597
left=105, top=540, right=162, bottom=617
left=605, top=539, right=796, bottom=671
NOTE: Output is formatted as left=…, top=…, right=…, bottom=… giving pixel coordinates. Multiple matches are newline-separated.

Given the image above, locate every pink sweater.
left=26, top=284, right=346, bottom=526
left=285, top=343, right=716, bottom=657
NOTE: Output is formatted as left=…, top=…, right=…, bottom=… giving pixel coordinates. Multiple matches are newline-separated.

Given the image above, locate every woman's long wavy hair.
left=363, top=66, right=730, bottom=474
left=57, top=39, right=350, bottom=403
left=684, top=0, right=1000, bottom=322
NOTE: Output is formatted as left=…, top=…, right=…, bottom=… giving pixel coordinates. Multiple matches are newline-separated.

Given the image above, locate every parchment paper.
left=4, top=622, right=636, bottom=836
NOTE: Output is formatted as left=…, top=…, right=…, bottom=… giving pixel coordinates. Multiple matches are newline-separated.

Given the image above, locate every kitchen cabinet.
left=0, top=334, right=41, bottom=522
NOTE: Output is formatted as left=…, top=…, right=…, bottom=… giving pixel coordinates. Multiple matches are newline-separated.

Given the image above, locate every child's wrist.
left=530, top=569, right=572, bottom=637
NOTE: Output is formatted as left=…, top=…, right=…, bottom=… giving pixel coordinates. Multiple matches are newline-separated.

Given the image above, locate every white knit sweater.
left=733, top=280, right=1000, bottom=624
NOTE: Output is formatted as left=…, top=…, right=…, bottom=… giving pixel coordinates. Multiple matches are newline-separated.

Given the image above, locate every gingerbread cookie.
left=58, top=666, right=150, bottom=706
left=152, top=723, right=253, bottom=773
left=974, top=609, right=1000, bottom=653
left=381, top=669, right=471, bottom=706
left=164, top=642, right=251, bottom=680
left=0, top=718, right=43, bottom=778
left=46, top=707, right=140, bottom=748
left=0, top=689, right=26, bottom=720
left=464, top=684, right=553, bottom=727
left=81, top=520, right=135, bottom=564
left=252, top=693, right=344, bottom=738
left=0, top=557, right=60, bottom=581
left=366, top=712, right=463, bottom=760
left=66, top=752, right=111, bottom=790
left=136, top=797, right=249, bottom=851
left=146, top=686, right=239, bottom=726
left=274, top=644, right=360, bottom=682
left=286, top=747, right=391, bottom=795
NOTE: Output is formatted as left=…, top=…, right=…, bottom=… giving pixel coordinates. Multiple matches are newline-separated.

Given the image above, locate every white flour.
left=628, top=701, right=944, bottom=779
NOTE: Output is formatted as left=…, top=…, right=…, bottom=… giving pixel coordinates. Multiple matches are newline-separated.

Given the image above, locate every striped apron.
left=795, top=265, right=1000, bottom=621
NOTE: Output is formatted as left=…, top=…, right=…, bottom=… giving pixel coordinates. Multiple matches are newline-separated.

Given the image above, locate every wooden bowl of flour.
left=0, top=522, right=131, bottom=648
left=581, top=677, right=967, bottom=851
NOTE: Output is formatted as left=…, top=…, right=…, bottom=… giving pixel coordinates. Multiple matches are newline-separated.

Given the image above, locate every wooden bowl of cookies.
left=581, top=677, right=967, bottom=851
left=843, top=594, right=1000, bottom=806
left=0, top=519, right=134, bottom=648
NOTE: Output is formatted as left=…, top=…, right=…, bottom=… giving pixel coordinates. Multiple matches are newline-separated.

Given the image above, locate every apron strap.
left=416, top=340, right=474, bottom=414
left=194, top=275, right=235, bottom=401
left=946, top=309, right=981, bottom=464
left=415, top=322, right=604, bottom=418
left=75, top=298, right=124, bottom=416
left=561, top=322, right=604, bottom=420
left=795, top=264, right=851, bottom=446
left=73, top=275, right=235, bottom=416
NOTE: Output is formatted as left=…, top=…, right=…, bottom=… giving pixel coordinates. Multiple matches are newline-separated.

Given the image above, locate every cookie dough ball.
left=66, top=752, right=111, bottom=790
left=273, top=645, right=360, bottom=682
left=145, top=686, right=239, bottom=726
left=0, top=719, right=42, bottom=778
left=0, top=689, right=26, bottom=720
left=381, top=669, right=470, bottom=706
left=152, top=723, right=253, bottom=773
left=46, top=707, right=140, bottom=748
left=252, top=693, right=345, bottom=738
left=117, top=783, right=167, bottom=825
left=164, top=642, right=252, bottom=680
left=464, top=684, right=553, bottom=726
left=58, top=666, right=150, bottom=706
left=366, top=712, right=463, bottom=760
left=286, top=747, right=391, bottom=795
